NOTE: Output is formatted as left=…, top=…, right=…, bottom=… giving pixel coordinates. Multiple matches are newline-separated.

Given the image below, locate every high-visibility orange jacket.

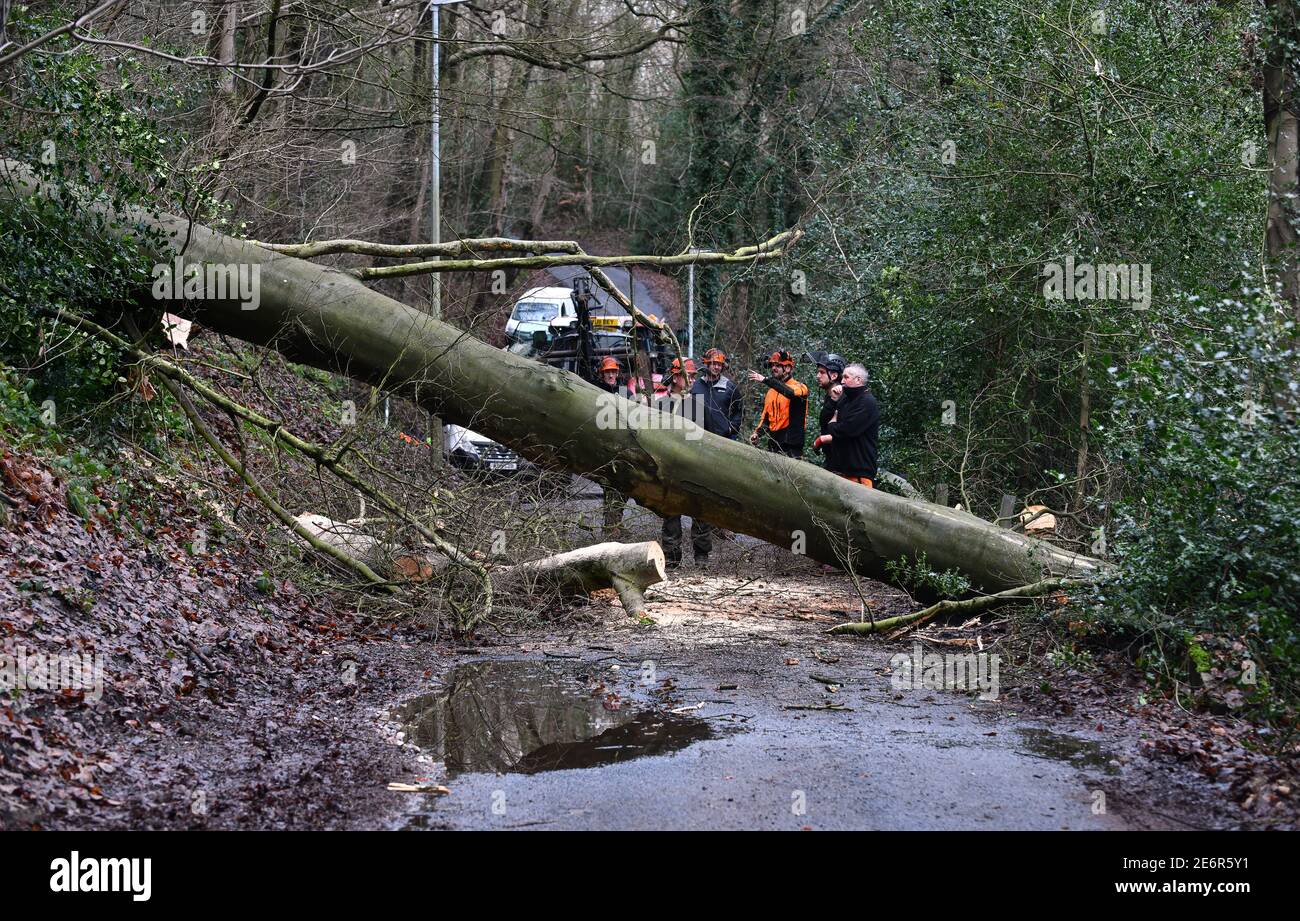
left=754, top=376, right=809, bottom=451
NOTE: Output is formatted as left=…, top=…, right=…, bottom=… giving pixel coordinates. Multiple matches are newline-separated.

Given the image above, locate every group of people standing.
left=595, top=348, right=880, bottom=569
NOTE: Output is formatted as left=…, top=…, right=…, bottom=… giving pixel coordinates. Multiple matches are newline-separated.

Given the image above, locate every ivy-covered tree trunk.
left=1264, top=0, right=1300, bottom=317
left=682, top=0, right=733, bottom=340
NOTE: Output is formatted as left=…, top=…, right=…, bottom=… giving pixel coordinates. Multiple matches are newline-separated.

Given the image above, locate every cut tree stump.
left=295, top=516, right=667, bottom=612
left=492, top=540, right=667, bottom=617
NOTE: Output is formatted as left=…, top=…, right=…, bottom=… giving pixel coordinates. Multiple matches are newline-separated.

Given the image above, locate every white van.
left=444, top=423, right=533, bottom=475
left=505, top=286, right=576, bottom=344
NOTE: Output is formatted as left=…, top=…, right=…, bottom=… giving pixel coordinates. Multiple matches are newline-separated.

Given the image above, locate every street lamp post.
left=428, top=0, right=466, bottom=320
left=686, top=247, right=702, bottom=357
left=426, top=1, right=465, bottom=463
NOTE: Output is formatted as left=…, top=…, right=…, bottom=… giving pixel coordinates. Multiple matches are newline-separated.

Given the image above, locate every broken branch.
left=827, top=577, right=1083, bottom=636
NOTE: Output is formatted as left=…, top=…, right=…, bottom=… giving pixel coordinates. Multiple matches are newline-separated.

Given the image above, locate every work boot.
left=694, top=555, right=709, bottom=570
left=665, top=556, right=681, bottom=571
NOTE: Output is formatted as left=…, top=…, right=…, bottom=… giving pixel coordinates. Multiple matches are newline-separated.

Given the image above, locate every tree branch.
left=827, top=578, right=1083, bottom=636
left=251, top=229, right=800, bottom=383
left=39, top=306, right=501, bottom=619
left=0, top=0, right=119, bottom=66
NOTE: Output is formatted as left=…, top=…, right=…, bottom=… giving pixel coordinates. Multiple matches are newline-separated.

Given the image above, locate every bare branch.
left=0, top=0, right=119, bottom=66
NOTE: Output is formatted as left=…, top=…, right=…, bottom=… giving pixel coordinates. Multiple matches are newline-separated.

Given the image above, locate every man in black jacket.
left=656, top=348, right=740, bottom=568
left=808, top=352, right=845, bottom=473
left=657, top=357, right=713, bottom=568
left=690, top=348, right=743, bottom=440
left=813, top=362, right=879, bottom=487
left=670, top=346, right=743, bottom=567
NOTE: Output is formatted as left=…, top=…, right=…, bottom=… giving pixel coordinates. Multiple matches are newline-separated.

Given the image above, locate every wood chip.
left=387, top=782, right=451, bottom=795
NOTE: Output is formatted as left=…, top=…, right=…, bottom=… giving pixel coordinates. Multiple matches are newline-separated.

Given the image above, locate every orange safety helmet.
left=670, top=357, right=697, bottom=374
left=767, top=349, right=795, bottom=367
left=597, top=356, right=620, bottom=373
left=702, top=348, right=728, bottom=365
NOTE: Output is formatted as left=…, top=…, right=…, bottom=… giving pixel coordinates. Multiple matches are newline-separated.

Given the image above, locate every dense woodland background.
left=1, top=1, right=1297, bottom=713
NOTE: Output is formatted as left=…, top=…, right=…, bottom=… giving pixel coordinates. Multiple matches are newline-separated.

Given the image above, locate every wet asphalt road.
left=392, top=626, right=1146, bottom=831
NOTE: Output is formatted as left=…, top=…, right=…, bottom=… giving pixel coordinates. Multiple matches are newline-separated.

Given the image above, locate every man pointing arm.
left=747, top=349, right=809, bottom=458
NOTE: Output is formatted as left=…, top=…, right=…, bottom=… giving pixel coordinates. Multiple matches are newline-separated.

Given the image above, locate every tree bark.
left=218, top=0, right=238, bottom=98
left=1, top=159, right=1105, bottom=592
left=1073, top=332, right=1091, bottom=513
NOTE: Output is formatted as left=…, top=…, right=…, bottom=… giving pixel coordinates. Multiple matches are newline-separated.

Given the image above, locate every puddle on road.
left=394, top=660, right=715, bottom=777
left=1017, top=728, right=1119, bottom=775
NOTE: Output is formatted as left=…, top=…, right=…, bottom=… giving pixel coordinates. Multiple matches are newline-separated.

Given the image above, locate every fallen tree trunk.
left=299, top=510, right=662, bottom=615
left=1, top=160, right=1106, bottom=591
left=493, top=540, right=666, bottom=617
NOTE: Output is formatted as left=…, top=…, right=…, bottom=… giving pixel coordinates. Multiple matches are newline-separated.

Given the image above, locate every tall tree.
left=1263, top=0, right=1299, bottom=316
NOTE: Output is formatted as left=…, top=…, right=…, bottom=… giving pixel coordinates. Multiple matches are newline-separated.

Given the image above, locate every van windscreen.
left=514, top=301, right=559, bottom=322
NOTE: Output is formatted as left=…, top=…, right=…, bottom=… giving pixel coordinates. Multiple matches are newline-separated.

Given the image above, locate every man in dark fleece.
left=807, top=352, right=845, bottom=473
left=690, top=348, right=743, bottom=440
left=595, top=355, right=628, bottom=397
left=657, top=357, right=710, bottom=569
left=812, top=362, right=879, bottom=488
